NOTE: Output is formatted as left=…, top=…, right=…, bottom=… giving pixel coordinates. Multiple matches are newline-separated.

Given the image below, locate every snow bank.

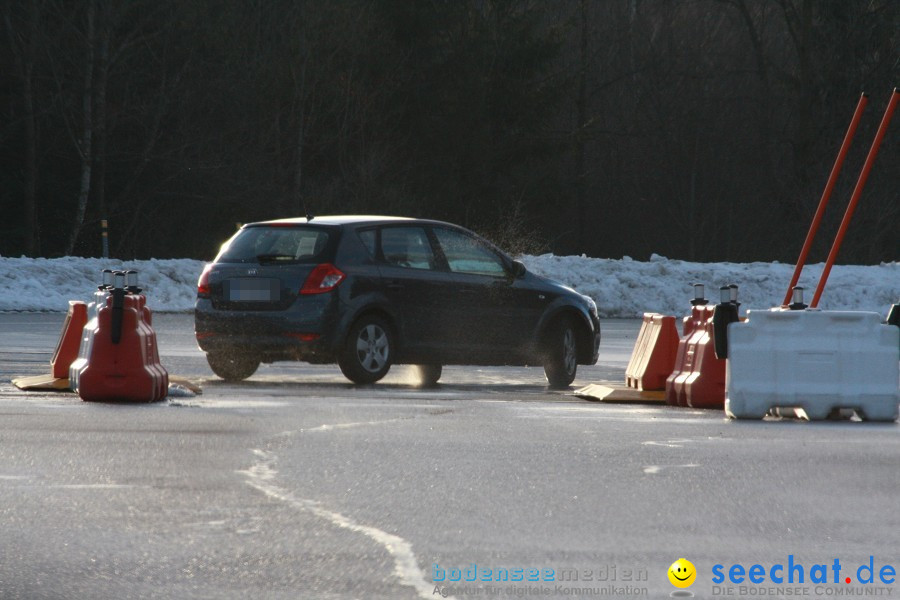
left=0, top=254, right=896, bottom=318
left=0, top=257, right=204, bottom=312
left=524, top=254, right=898, bottom=318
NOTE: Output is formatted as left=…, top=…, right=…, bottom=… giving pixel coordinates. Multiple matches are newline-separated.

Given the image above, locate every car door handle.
left=386, top=281, right=404, bottom=290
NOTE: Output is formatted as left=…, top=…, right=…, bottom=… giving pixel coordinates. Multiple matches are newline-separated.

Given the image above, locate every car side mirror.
left=511, top=260, right=527, bottom=278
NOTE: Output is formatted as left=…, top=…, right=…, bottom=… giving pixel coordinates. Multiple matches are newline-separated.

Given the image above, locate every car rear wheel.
left=339, top=315, right=394, bottom=384
left=543, top=317, right=578, bottom=389
left=414, top=364, right=442, bottom=387
left=206, top=351, right=260, bottom=382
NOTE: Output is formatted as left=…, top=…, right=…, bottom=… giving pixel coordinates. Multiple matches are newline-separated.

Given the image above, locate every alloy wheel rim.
left=356, top=324, right=389, bottom=372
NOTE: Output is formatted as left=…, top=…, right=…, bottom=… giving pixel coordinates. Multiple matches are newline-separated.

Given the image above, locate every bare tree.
left=63, top=0, right=95, bottom=256
left=3, top=0, right=42, bottom=255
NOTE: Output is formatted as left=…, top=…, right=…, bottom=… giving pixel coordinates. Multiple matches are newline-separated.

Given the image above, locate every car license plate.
left=228, top=278, right=279, bottom=302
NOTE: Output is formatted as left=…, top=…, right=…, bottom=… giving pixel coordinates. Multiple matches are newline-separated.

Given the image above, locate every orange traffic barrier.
left=50, top=301, right=89, bottom=379
left=73, top=292, right=168, bottom=403
left=625, top=313, right=679, bottom=391
left=681, top=305, right=707, bottom=337
left=68, top=288, right=111, bottom=392
left=666, top=305, right=726, bottom=409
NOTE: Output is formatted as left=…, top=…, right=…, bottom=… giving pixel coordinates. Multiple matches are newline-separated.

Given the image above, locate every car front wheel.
left=206, top=351, right=260, bottom=382
left=339, top=316, right=394, bottom=384
left=543, top=318, right=578, bottom=389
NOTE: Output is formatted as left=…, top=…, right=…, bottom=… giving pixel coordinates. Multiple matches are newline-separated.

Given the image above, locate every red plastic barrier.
left=69, top=291, right=108, bottom=391
left=665, top=306, right=726, bottom=409
left=681, top=306, right=707, bottom=337
left=625, top=313, right=679, bottom=390
left=50, top=301, right=88, bottom=379
left=74, top=294, right=168, bottom=403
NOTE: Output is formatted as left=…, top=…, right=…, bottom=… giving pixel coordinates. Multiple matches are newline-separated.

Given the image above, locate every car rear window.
left=217, top=226, right=332, bottom=263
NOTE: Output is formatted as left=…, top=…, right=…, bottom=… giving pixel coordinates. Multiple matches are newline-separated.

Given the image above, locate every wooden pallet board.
left=12, top=374, right=203, bottom=395
left=573, top=383, right=667, bottom=404
left=12, top=374, right=72, bottom=391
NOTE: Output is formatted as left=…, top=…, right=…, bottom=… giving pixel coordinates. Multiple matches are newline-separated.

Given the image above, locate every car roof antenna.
left=302, top=195, right=314, bottom=221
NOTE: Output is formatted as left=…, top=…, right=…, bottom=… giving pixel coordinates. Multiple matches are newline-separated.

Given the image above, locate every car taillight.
left=284, top=332, right=321, bottom=342
left=300, top=263, right=345, bottom=295
left=197, top=263, right=214, bottom=297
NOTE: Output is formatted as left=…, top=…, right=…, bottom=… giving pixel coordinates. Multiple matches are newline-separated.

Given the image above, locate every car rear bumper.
left=194, top=295, right=340, bottom=361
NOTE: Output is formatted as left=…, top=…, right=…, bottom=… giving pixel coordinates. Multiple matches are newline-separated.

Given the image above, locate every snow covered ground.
left=0, top=254, right=896, bottom=318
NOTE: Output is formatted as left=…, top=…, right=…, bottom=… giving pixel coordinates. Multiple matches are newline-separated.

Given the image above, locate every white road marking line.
left=516, top=405, right=712, bottom=422
left=642, top=464, right=700, bottom=475
left=518, top=414, right=711, bottom=424
left=186, top=399, right=289, bottom=408
left=299, top=418, right=409, bottom=433
left=1, top=475, right=143, bottom=489
left=335, top=402, right=463, bottom=409
left=642, top=440, right=693, bottom=448
left=269, top=418, right=411, bottom=439
left=49, top=484, right=136, bottom=489
left=238, top=448, right=450, bottom=600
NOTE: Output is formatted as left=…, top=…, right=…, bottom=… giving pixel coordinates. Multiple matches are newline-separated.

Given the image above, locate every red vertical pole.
left=811, top=89, right=900, bottom=308
left=782, top=93, right=869, bottom=306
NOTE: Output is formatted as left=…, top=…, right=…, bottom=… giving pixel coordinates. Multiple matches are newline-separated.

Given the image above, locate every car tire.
left=206, top=351, right=260, bottom=382
left=543, top=317, right=578, bottom=389
left=339, top=315, right=394, bottom=384
left=414, top=364, right=442, bottom=387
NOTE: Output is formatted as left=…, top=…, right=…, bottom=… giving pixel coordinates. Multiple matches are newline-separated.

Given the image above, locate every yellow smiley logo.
left=668, top=558, right=696, bottom=588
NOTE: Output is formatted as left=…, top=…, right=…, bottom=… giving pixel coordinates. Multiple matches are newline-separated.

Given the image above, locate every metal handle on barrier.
left=713, top=286, right=740, bottom=359
left=712, top=303, right=739, bottom=360
left=110, top=274, right=126, bottom=345
left=789, top=287, right=808, bottom=311
left=691, top=283, right=707, bottom=306
left=100, top=269, right=114, bottom=290
left=125, top=270, right=142, bottom=294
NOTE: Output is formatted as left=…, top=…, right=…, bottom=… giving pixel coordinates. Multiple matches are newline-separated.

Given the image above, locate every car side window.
left=379, top=227, right=436, bottom=270
left=357, top=229, right=377, bottom=258
left=432, top=227, right=506, bottom=277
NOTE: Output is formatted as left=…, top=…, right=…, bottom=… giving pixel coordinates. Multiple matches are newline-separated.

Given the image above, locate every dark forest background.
left=1, top=0, right=897, bottom=262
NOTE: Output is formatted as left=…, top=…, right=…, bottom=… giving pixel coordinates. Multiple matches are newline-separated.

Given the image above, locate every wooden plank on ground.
left=573, top=383, right=666, bottom=404
left=12, top=374, right=203, bottom=395
left=11, top=374, right=72, bottom=391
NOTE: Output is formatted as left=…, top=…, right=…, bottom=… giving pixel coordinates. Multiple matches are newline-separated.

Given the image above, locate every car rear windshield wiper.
left=256, top=254, right=299, bottom=263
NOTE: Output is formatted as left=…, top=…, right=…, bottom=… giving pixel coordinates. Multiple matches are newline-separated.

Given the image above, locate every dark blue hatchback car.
left=195, top=216, right=600, bottom=387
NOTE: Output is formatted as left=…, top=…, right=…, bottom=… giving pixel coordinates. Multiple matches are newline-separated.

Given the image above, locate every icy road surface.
left=0, top=313, right=897, bottom=600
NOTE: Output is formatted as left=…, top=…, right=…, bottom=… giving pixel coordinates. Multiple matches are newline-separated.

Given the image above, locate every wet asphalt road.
left=0, top=313, right=898, bottom=600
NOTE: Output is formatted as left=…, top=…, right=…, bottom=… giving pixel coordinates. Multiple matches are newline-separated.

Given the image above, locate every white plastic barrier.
left=726, top=310, right=899, bottom=421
